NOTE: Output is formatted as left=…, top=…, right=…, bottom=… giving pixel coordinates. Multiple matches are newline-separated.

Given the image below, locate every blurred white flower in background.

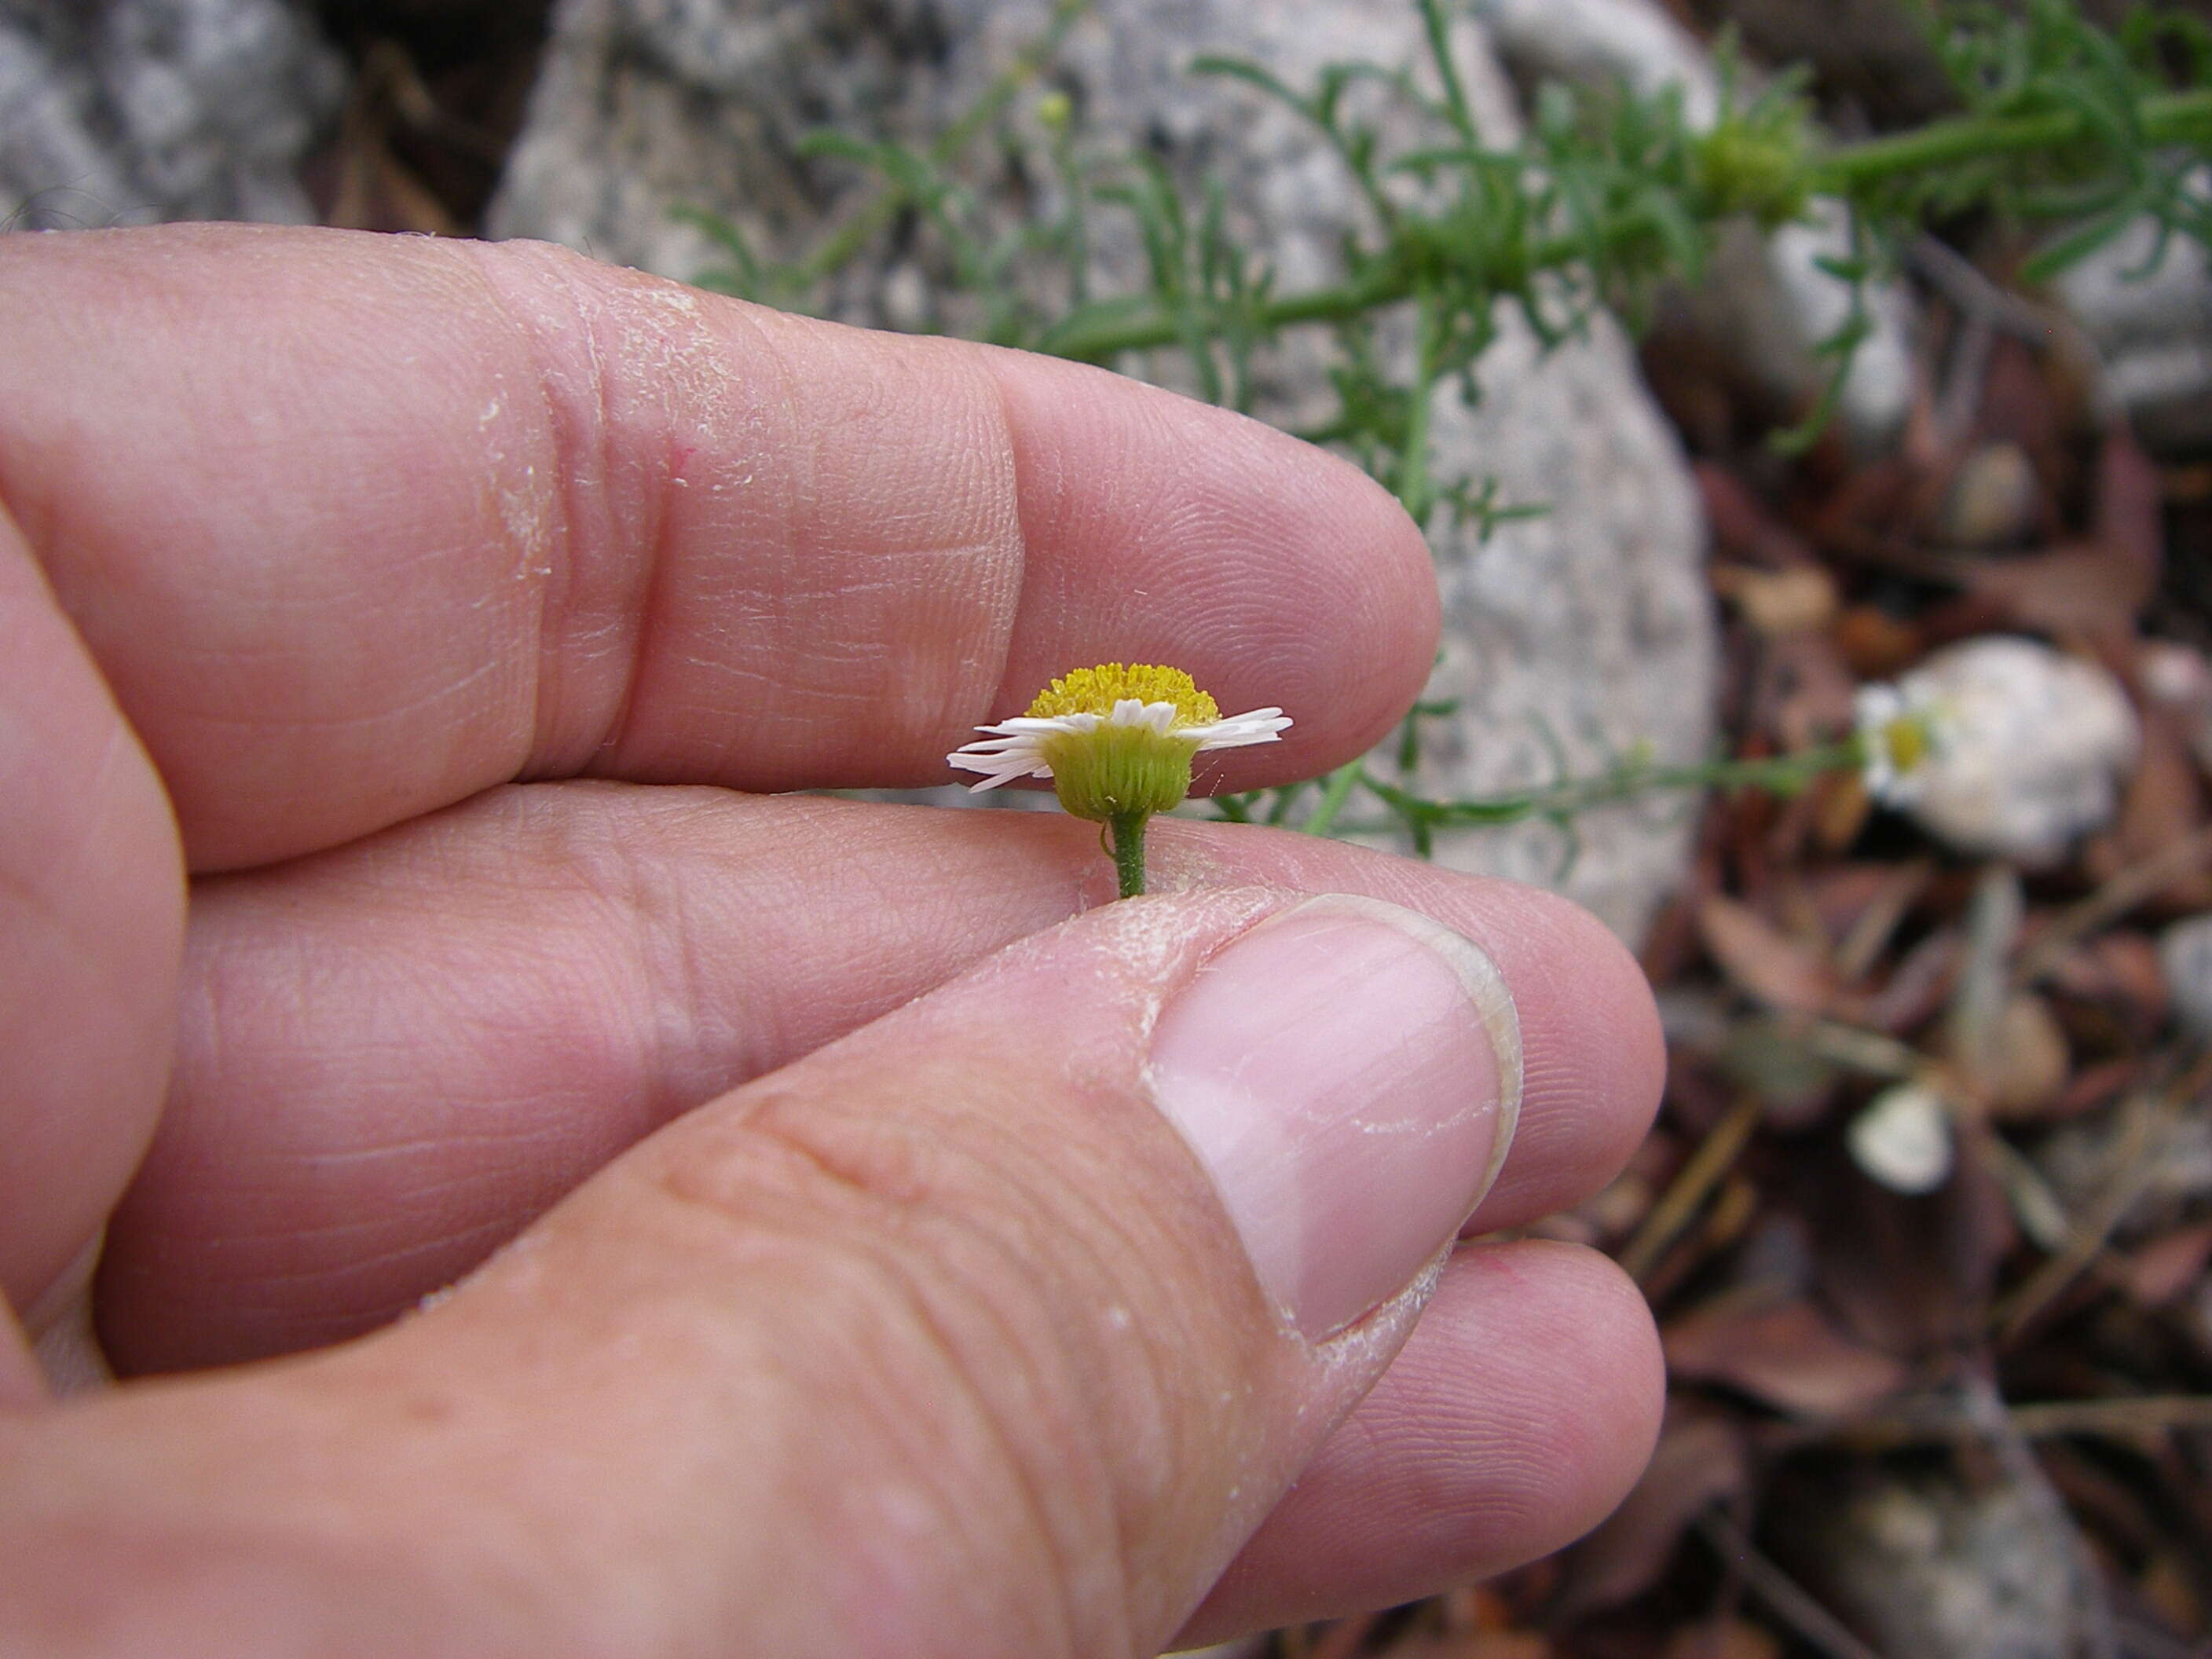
left=1852, top=679, right=1952, bottom=808
left=1855, top=635, right=2139, bottom=865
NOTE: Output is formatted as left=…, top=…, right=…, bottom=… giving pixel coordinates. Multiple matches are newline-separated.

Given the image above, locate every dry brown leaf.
left=1832, top=603, right=1925, bottom=679
left=1976, top=333, right=2076, bottom=507
left=1427, top=1637, right=1550, bottom=1659
left=1698, top=895, right=1837, bottom=1015
left=2045, top=931, right=2170, bottom=1031
left=1698, top=461, right=1818, bottom=567
left=1712, top=563, right=1840, bottom=636
left=2093, top=701, right=2212, bottom=907
left=2091, top=428, right=2165, bottom=580
left=1555, top=1415, right=1748, bottom=1617
left=1368, top=1601, right=1551, bottom=1659
left=1859, top=927, right=1962, bottom=1034
left=1961, top=993, right=2071, bottom=1118
left=2121, top=1218, right=2212, bottom=1306
left=1958, top=542, right=2155, bottom=645
left=1662, top=1620, right=1782, bottom=1659
left=2053, top=1056, right=2137, bottom=1119
left=1812, top=769, right=1876, bottom=853
left=1664, top=1289, right=1909, bottom=1419
left=2138, top=1549, right=2203, bottom=1637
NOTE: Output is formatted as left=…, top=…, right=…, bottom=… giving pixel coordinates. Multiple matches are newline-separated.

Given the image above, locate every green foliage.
left=683, top=0, right=2212, bottom=864
left=1848, top=0, right=2212, bottom=276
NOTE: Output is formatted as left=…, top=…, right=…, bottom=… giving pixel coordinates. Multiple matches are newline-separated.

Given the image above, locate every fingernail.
left=1148, top=895, right=1522, bottom=1339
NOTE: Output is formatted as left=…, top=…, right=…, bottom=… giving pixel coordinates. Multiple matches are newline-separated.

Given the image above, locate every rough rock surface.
left=1479, top=0, right=1916, bottom=452
left=1776, top=1470, right=2082, bottom=1659
left=0, top=0, right=342, bottom=230
left=2054, top=200, right=2212, bottom=456
left=2161, top=911, right=2212, bottom=1044
left=491, top=0, right=1717, bottom=942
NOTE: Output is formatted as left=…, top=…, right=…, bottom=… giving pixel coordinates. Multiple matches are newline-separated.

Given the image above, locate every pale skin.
left=0, top=224, right=1666, bottom=1656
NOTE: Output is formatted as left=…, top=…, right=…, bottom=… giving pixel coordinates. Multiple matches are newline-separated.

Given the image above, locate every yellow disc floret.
left=1025, top=663, right=1220, bottom=727
left=1881, top=714, right=1930, bottom=778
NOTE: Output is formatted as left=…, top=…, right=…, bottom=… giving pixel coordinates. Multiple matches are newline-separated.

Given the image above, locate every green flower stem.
left=1108, top=810, right=1150, bottom=899
left=1300, top=760, right=1364, bottom=837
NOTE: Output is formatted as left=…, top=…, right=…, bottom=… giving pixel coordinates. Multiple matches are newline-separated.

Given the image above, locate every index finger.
left=0, top=225, right=1438, bottom=871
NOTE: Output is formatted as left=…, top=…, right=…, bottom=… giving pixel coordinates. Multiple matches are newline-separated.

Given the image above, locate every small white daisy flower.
left=949, top=662, right=1290, bottom=822
left=1852, top=679, right=1950, bottom=808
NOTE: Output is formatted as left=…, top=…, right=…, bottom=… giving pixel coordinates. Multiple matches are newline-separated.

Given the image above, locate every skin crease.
left=0, top=224, right=1664, bottom=1656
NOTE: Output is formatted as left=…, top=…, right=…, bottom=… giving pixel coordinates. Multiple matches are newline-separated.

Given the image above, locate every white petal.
left=1103, top=699, right=1180, bottom=734
left=1852, top=684, right=1903, bottom=734
left=972, top=713, right=1095, bottom=737
left=947, top=747, right=1054, bottom=789
left=1185, top=708, right=1292, bottom=750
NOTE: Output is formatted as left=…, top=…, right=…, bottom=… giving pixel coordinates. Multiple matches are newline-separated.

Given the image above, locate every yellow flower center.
left=1022, top=663, right=1225, bottom=822
left=1025, top=663, right=1220, bottom=727
left=1882, top=715, right=1929, bottom=776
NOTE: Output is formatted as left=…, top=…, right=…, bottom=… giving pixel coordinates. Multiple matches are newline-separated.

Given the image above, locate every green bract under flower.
left=948, top=662, right=1291, bottom=822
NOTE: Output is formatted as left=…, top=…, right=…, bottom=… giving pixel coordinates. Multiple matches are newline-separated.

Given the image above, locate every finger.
left=1177, top=1240, right=1664, bottom=1647
left=0, top=1302, right=45, bottom=1412
left=11, top=886, right=1536, bottom=1656
left=0, top=225, right=1436, bottom=873
left=0, top=524, right=182, bottom=1316
left=98, top=791, right=1663, bottom=1374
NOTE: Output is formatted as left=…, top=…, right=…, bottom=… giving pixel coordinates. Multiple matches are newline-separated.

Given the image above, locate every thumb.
left=0, top=886, right=1522, bottom=1658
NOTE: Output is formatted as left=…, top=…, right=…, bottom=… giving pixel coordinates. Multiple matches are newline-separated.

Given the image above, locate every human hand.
left=0, top=225, right=1664, bottom=1656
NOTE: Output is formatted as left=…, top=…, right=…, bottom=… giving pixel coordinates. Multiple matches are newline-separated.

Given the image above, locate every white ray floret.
left=950, top=697, right=1291, bottom=791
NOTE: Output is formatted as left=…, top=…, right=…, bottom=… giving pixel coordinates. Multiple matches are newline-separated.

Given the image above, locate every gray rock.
left=2160, top=911, right=2212, bottom=1044
left=1479, top=0, right=1916, bottom=452
left=0, top=0, right=342, bottom=231
left=2053, top=194, right=2212, bottom=455
left=491, top=0, right=1716, bottom=943
left=1777, top=1470, right=2083, bottom=1659
left=2141, top=639, right=2212, bottom=778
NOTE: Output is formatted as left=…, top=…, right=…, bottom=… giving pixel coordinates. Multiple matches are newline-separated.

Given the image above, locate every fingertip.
left=1177, top=1239, right=1664, bottom=1646
left=1462, top=1240, right=1666, bottom=1534
left=1467, top=887, right=1664, bottom=1232
left=978, top=349, right=1438, bottom=778
left=1144, top=822, right=1665, bottom=1229
left=1361, top=1239, right=1666, bottom=1553
left=0, top=1306, right=46, bottom=1411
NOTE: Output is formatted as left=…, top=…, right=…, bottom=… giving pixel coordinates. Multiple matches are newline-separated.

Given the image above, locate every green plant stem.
left=1364, top=741, right=1862, bottom=829
left=1042, top=261, right=1414, bottom=360
left=1301, top=762, right=1364, bottom=837
left=1038, top=87, right=2212, bottom=365
left=1396, top=282, right=1441, bottom=524
left=793, top=0, right=1090, bottom=288
left=1108, top=810, right=1149, bottom=898
left=1417, top=0, right=1478, bottom=145
left=1805, top=87, right=2212, bottom=192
